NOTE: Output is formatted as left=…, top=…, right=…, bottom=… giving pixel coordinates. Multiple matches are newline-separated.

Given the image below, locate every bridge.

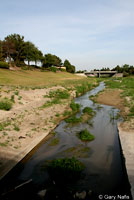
left=85, top=71, right=117, bottom=77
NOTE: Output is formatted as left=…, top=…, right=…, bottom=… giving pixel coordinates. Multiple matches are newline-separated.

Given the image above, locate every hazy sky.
left=1, top=0, right=134, bottom=70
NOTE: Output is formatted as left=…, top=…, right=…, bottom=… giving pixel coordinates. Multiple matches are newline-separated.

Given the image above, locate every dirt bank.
left=0, top=86, right=75, bottom=180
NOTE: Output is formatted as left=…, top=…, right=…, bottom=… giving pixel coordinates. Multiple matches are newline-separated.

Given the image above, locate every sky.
left=1, top=0, right=134, bottom=70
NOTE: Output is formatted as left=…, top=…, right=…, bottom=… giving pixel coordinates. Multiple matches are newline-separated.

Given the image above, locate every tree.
left=42, top=54, right=62, bottom=68
left=64, top=59, right=75, bottom=73
left=0, top=40, right=4, bottom=61
left=2, top=37, right=16, bottom=66
left=4, top=34, right=25, bottom=66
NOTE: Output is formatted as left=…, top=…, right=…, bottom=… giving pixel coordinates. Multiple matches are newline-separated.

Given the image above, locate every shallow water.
left=0, top=82, right=131, bottom=199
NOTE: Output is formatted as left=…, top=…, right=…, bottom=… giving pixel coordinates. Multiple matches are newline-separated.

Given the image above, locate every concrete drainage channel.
left=0, top=82, right=132, bottom=200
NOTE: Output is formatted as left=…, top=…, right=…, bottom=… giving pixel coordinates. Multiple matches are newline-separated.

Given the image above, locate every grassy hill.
left=0, top=69, right=85, bottom=87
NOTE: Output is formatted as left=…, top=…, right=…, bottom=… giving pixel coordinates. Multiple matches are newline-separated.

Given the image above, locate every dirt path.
left=0, top=86, right=75, bottom=180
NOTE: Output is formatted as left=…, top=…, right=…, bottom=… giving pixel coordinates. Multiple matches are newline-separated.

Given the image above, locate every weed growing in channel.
left=47, top=157, right=84, bottom=182
left=77, top=129, right=95, bottom=142
left=82, top=107, right=94, bottom=115
left=49, top=138, right=59, bottom=146
left=70, top=100, right=80, bottom=112
left=65, top=115, right=82, bottom=123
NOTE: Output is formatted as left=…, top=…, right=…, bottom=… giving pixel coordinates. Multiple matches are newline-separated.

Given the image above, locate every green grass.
left=0, top=69, right=86, bottom=87
left=45, top=89, right=70, bottom=99
left=13, top=125, right=20, bottom=131
left=63, top=110, right=72, bottom=117
left=41, top=98, right=61, bottom=108
left=0, top=121, right=11, bottom=131
left=0, top=98, right=13, bottom=110
left=75, top=82, right=92, bottom=97
left=65, top=115, right=82, bottom=123
left=77, top=129, right=95, bottom=142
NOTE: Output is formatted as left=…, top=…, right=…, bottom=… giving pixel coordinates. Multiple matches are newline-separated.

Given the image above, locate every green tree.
left=0, top=40, right=4, bottom=61
left=2, top=37, right=16, bottom=66
left=64, top=59, right=75, bottom=73
left=43, top=54, right=62, bottom=68
left=4, top=34, right=25, bottom=66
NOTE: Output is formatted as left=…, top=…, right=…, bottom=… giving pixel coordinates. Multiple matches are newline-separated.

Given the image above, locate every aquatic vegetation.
left=82, top=107, right=94, bottom=115
left=63, top=145, right=91, bottom=158
left=77, top=129, right=95, bottom=142
left=49, top=138, right=59, bottom=146
left=70, top=100, right=80, bottom=112
left=65, top=115, right=82, bottom=123
left=47, top=157, right=84, bottom=182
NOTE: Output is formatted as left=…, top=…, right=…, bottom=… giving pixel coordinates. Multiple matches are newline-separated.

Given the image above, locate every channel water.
left=0, top=82, right=131, bottom=199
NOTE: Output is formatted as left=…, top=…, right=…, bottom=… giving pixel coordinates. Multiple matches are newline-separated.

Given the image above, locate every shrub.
left=0, top=98, right=12, bottom=111
left=50, top=66, right=57, bottom=72
left=0, top=61, right=9, bottom=69
left=77, top=129, right=95, bottom=141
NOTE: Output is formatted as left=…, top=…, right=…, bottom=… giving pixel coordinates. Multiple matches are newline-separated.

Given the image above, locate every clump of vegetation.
left=0, top=98, right=13, bottom=110
left=13, top=124, right=20, bottom=131
left=50, top=66, right=57, bottom=73
left=14, top=90, right=19, bottom=96
left=47, top=157, right=84, bottom=182
left=75, top=82, right=92, bottom=97
left=0, top=61, right=9, bottom=69
left=0, top=121, right=11, bottom=131
left=42, top=89, right=70, bottom=108
left=48, top=89, right=70, bottom=99
left=70, top=100, right=80, bottom=112
left=10, top=95, right=15, bottom=103
left=83, top=107, right=94, bottom=115
left=41, top=98, right=61, bottom=108
left=63, top=110, right=72, bottom=117
left=55, top=113, right=60, bottom=117
left=77, top=129, right=95, bottom=142
left=65, top=115, right=82, bottom=123
left=49, top=138, right=59, bottom=146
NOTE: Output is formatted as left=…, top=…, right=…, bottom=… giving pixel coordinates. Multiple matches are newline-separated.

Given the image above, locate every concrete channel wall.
left=118, top=124, right=134, bottom=199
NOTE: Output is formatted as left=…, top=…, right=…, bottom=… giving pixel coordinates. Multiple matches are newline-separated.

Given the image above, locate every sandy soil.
left=96, top=88, right=134, bottom=129
left=0, top=86, right=75, bottom=179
